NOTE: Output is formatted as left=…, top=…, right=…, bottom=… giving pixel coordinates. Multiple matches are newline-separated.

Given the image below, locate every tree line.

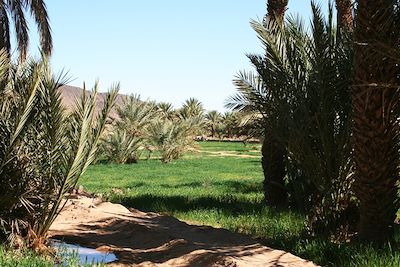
left=99, top=96, right=258, bottom=164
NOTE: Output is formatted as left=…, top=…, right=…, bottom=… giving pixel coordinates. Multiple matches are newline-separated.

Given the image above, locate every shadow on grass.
left=114, top=194, right=265, bottom=216
left=157, top=180, right=261, bottom=194
left=213, top=180, right=261, bottom=194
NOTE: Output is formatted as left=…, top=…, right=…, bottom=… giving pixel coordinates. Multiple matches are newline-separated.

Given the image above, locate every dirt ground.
left=49, top=196, right=318, bottom=267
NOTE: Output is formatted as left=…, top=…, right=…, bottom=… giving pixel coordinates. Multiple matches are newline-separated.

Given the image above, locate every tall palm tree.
left=229, top=3, right=355, bottom=235
left=352, top=0, right=400, bottom=242
left=261, top=0, right=289, bottom=207
left=336, top=0, right=353, bottom=30
left=0, top=0, right=52, bottom=60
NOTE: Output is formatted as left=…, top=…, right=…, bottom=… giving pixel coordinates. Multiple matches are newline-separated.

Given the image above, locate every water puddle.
left=50, top=239, right=117, bottom=265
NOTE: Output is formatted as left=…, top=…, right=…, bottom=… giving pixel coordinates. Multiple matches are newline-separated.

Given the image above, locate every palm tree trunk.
left=262, top=128, right=287, bottom=206
left=336, top=0, right=353, bottom=30
left=260, top=0, right=289, bottom=207
left=352, top=0, right=399, bottom=242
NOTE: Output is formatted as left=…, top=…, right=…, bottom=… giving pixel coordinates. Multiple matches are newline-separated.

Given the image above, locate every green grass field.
left=80, top=141, right=400, bottom=267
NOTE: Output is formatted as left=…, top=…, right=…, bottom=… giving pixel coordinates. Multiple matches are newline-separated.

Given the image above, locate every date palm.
left=229, top=3, right=355, bottom=235
left=116, top=95, right=156, bottom=138
left=222, top=112, right=239, bottom=138
left=205, top=110, right=222, bottom=137
left=0, top=53, right=118, bottom=247
left=147, top=119, right=193, bottom=163
left=227, top=0, right=290, bottom=207
left=157, top=102, right=176, bottom=120
left=0, top=0, right=52, bottom=61
left=180, top=98, right=204, bottom=119
left=261, top=0, right=289, bottom=206
left=335, top=0, right=353, bottom=30
left=179, top=98, right=205, bottom=136
left=352, top=0, right=400, bottom=242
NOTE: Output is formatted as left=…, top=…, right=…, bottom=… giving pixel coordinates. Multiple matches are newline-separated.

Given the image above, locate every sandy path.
left=191, top=149, right=260, bottom=159
left=49, top=196, right=318, bottom=267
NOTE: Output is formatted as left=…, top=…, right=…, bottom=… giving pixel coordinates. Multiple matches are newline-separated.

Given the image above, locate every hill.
left=59, top=85, right=125, bottom=118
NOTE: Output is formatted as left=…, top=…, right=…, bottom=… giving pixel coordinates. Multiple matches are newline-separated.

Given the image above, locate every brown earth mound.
left=49, top=196, right=318, bottom=267
left=59, top=85, right=126, bottom=118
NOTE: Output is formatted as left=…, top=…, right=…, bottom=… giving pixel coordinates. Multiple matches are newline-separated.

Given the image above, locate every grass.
left=0, top=247, right=54, bottom=267
left=0, top=244, right=103, bottom=266
left=80, top=141, right=400, bottom=267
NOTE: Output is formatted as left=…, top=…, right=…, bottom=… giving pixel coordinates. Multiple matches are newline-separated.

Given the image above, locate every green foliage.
left=205, top=110, right=222, bottom=137
left=229, top=2, right=355, bottom=236
left=147, top=119, right=194, bottom=163
left=101, top=96, right=207, bottom=164
left=179, top=97, right=204, bottom=119
left=0, top=0, right=52, bottom=61
left=101, top=95, right=155, bottom=164
left=0, top=51, right=118, bottom=248
left=100, top=130, right=142, bottom=164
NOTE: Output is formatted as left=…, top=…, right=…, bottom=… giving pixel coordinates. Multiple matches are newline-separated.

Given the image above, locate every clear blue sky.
left=27, top=1, right=330, bottom=112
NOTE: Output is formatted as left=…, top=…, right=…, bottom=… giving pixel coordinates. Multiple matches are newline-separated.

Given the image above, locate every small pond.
left=50, top=239, right=117, bottom=265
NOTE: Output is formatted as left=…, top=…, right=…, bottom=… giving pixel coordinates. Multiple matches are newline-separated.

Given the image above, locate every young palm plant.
left=147, top=119, right=194, bottom=163
left=101, top=95, right=155, bottom=164
left=205, top=110, right=222, bottom=138
left=178, top=98, right=206, bottom=136
left=0, top=53, right=118, bottom=248
left=101, top=130, right=142, bottom=164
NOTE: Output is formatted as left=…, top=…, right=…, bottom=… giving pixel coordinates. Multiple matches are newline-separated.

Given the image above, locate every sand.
left=49, top=196, right=318, bottom=267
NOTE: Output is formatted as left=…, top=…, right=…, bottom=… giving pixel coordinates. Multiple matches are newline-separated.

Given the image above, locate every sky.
left=23, top=0, right=330, bottom=112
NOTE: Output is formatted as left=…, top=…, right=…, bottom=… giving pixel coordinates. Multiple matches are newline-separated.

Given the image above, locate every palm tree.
left=205, top=110, right=222, bottom=137
left=101, top=130, right=142, bottom=164
left=116, top=95, right=156, bottom=138
left=157, top=102, right=176, bottom=120
left=0, top=54, right=118, bottom=247
left=147, top=119, right=193, bottom=163
left=222, top=112, right=238, bottom=138
left=261, top=0, right=289, bottom=207
left=267, top=0, right=288, bottom=21
left=352, top=0, right=399, bottom=242
left=180, top=98, right=204, bottom=119
left=102, top=95, right=157, bottom=164
left=229, top=3, right=355, bottom=234
left=336, top=0, right=353, bottom=30
left=0, top=0, right=52, bottom=61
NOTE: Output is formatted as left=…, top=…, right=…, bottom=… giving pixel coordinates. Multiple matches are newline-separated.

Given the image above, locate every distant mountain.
left=58, top=85, right=126, bottom=119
